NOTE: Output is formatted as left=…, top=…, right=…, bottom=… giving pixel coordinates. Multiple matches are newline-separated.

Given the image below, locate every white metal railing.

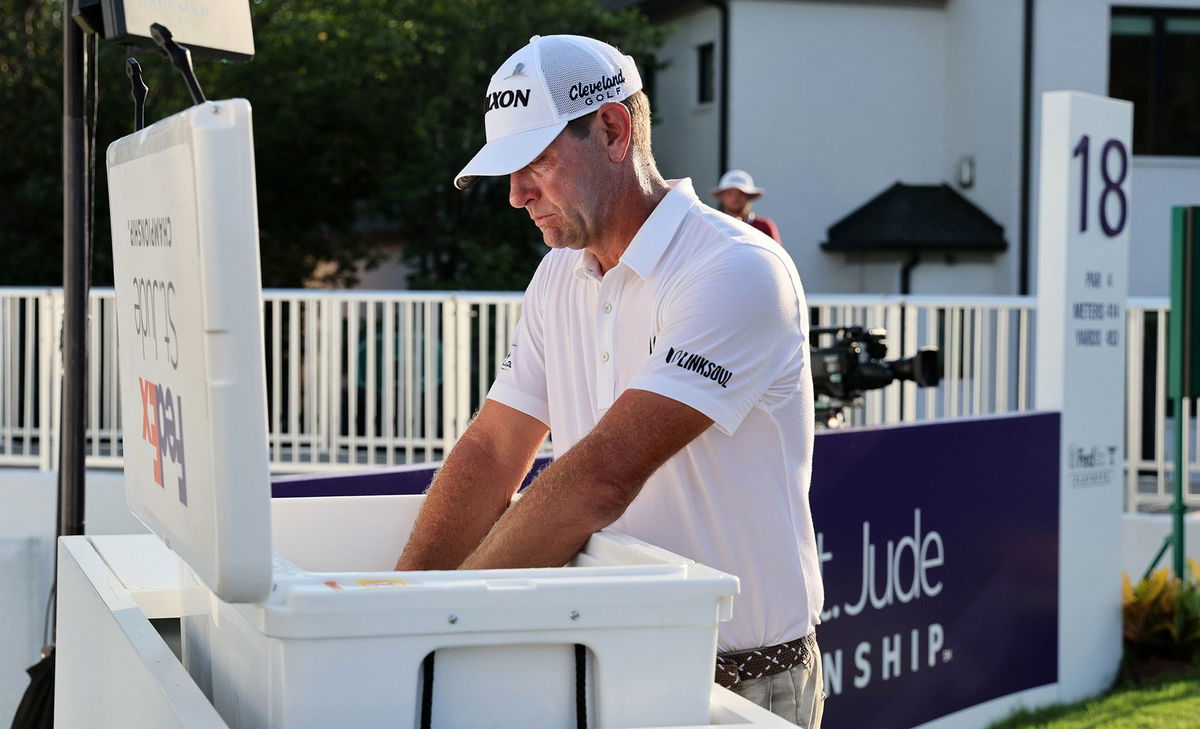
left=810, top=295, right=1038, bottom=426
left=0, top=289, right=60, bottom=471
left=1125, top=298, right=1200, bottom=511
left=1, top=288, right=1195, bottom=511
left=255, top=290, right=522, bottom=470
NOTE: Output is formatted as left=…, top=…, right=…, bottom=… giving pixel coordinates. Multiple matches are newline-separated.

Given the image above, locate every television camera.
left=810, top=326, right=942, bottom=428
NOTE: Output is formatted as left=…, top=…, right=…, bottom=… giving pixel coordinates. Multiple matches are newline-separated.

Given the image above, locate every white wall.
left=1031, top=0, right=1200, bottom=296
left=725, top=0, right=947, bottom=295
left=646, top=0, right=723, bottom=184
left=645, top=0, right=1200, bottom=298
left=1129, top=157, right=1200, bottom=294
left=1123, top=512, right=1200, bottom=581
left=942, top=0, right=1025, bottom=294
left=0, top=469, right=144, bottom=725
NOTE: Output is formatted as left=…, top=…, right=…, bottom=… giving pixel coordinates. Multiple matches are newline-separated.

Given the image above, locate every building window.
left=697, top=42, right=715, bottom=105
left=1110, top=7, right=1200, bottom=156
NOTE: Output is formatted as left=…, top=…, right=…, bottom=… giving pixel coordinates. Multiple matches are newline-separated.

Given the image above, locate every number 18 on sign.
left=1034, top=90, right=1131, bottom=702
left=1036, top=91, right=1132, bottom=409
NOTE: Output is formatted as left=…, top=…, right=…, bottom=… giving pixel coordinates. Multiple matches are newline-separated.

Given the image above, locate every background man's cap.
left=711, top=169, right=765, bottom=198
left=454, top=34, right=642, bottom=190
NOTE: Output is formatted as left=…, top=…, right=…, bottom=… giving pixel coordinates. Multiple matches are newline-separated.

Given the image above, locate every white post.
left=39, top=290, right=59, bottom=472
left=1035, top=90, right=1132, bottom=702
left=439, top=297, right=459, bottom=451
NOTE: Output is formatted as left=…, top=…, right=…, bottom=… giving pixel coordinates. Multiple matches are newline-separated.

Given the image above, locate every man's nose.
left=509, top=170, right=537, bottom=209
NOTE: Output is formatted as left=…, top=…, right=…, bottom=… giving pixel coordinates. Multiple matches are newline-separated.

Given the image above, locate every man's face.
left=718, top=188, right=752, bottom=215
left=509, top=124, right=607, bottom=251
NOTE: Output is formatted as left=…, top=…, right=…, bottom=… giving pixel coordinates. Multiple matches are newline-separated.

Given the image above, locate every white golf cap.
left=454, top=34, right=643, bottom=190
left=711, top=170, right=765, bottom=198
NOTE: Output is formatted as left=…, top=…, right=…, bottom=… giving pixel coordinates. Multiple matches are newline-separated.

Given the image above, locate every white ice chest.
left=104, top=99, right=742, bottom=729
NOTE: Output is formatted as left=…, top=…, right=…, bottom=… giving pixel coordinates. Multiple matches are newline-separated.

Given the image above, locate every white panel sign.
left=107, top=0, right=254, bottom=60
left=107, top=99, right=271, bottom=603
left=1035, top=91, right=1132, bottom=702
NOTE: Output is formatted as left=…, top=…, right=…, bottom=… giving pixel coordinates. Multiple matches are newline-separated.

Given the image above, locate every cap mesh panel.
left=542, top=35, right=638, bottom=120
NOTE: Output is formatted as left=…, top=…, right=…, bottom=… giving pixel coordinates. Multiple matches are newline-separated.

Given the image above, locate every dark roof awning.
left=822, top=182, right=1007, bottom=253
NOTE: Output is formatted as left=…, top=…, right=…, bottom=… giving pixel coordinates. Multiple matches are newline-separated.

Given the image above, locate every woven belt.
left=715, top=634, right=815, bottom=689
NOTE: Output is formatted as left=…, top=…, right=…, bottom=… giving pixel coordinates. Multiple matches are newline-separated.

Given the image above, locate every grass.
left=986, top=673, right=1200, bottom=729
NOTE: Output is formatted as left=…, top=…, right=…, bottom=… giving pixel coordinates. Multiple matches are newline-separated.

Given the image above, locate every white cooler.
left=183, top=494, right=737, bottom=729
left=102, top=99, right=742, bottom=729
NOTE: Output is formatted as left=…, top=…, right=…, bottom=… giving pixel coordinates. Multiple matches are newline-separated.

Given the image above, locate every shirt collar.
left=572, top=178, right=698, bottom=282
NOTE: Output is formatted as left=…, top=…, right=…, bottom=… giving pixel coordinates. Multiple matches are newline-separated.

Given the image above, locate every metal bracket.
left=150, top=23, right=206, bottom=106
left=125, top=58, right=148, bottom=131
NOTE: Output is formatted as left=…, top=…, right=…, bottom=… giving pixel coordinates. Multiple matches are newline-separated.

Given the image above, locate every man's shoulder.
left=661, top=209, right=804, bottom=307
left=682, top=204, right=776, bottom=248
left=675, top=207, right=792, bottom=271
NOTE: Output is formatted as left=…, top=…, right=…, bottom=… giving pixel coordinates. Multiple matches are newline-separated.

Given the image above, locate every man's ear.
left=595, top=102, right=633, bottom=163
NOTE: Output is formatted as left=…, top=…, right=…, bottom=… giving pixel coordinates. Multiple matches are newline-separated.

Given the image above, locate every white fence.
left=1, top=287, right=1195, bottom=511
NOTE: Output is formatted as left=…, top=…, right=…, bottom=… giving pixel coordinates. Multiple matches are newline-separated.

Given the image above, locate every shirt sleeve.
left=485, top=257, right=551, bottom=427
left=627, top=244, right=807, bottom=435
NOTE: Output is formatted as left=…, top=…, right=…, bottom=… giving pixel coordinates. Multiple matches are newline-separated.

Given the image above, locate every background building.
left=629, top=0, right=1200, bottom=296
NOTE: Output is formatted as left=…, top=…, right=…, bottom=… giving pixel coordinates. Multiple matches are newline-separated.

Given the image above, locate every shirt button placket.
left=596, top=278, right=619, bottom=409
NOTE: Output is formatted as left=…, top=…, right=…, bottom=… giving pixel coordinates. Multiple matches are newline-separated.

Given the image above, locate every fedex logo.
left=139, top=377, right=188, bottom=505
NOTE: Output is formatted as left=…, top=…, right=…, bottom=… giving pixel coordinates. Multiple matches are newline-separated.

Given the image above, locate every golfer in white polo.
left=396, top=34, right=825, bottom=727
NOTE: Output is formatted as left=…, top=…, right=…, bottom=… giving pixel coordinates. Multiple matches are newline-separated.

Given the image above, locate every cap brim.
left=454, top=122, right=567, bottom=190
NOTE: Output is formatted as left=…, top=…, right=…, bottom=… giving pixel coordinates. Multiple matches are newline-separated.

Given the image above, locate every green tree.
left=0, top=1, right=72, bottom=285
left=0, top=0, right=666, bottom=289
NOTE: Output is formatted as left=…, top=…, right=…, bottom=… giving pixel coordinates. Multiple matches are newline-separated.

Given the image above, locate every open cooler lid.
left=106, top=99, right=272, bottom=603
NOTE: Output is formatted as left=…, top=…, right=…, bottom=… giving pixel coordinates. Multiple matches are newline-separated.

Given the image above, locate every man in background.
left=712, top=169, right=782, bottom=244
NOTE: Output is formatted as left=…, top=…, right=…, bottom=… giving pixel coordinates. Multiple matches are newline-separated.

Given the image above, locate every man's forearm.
left=395, top=429, right=538, bottom=570
left=458, top=446, right=631, bottom=570
left=457, top=389, right=714, bottom=571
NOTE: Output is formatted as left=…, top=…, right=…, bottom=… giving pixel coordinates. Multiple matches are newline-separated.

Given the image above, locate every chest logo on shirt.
left=665, top=347, right=734, bottom=388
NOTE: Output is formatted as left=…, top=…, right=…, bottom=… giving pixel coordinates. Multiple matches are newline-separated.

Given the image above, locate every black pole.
left=1018, top=0, right=1035, bottom=295
left=900, top=250, right=920, bottom=296
left=706, top=0, right=730, bottom=179
left=60, top=1, right=88, bottom=542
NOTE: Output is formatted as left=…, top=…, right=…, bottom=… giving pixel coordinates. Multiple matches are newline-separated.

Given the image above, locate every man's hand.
left=394, top=400, right=548, bottom=571
left=459, top=388, right=713, bottom=569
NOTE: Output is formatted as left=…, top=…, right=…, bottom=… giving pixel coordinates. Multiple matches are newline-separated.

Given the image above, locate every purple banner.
left=811, top=413, right=1059, bottom=729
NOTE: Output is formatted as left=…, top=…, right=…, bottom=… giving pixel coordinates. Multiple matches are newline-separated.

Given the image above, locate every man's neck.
left=591, top=172, right=671, bottom=274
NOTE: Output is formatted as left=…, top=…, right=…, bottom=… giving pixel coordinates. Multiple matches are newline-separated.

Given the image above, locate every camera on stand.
left=810, top=326, right=942, bottom=428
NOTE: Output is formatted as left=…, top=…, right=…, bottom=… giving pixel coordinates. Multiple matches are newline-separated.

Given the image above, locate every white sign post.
left=1035, top=91, right=1132, bottom=702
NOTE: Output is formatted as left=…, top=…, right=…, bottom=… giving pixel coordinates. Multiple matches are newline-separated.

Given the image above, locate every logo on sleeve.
left=665, top=347, right=734, bottom=388
left=500, top=344, right=515, bottom=371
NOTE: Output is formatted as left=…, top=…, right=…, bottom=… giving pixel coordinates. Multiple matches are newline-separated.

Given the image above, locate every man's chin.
left=541, top=235, right=584, bottom=251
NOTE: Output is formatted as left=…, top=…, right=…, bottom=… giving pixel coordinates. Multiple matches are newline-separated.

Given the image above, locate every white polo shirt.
left=487, top=179, right=822, bottom=651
